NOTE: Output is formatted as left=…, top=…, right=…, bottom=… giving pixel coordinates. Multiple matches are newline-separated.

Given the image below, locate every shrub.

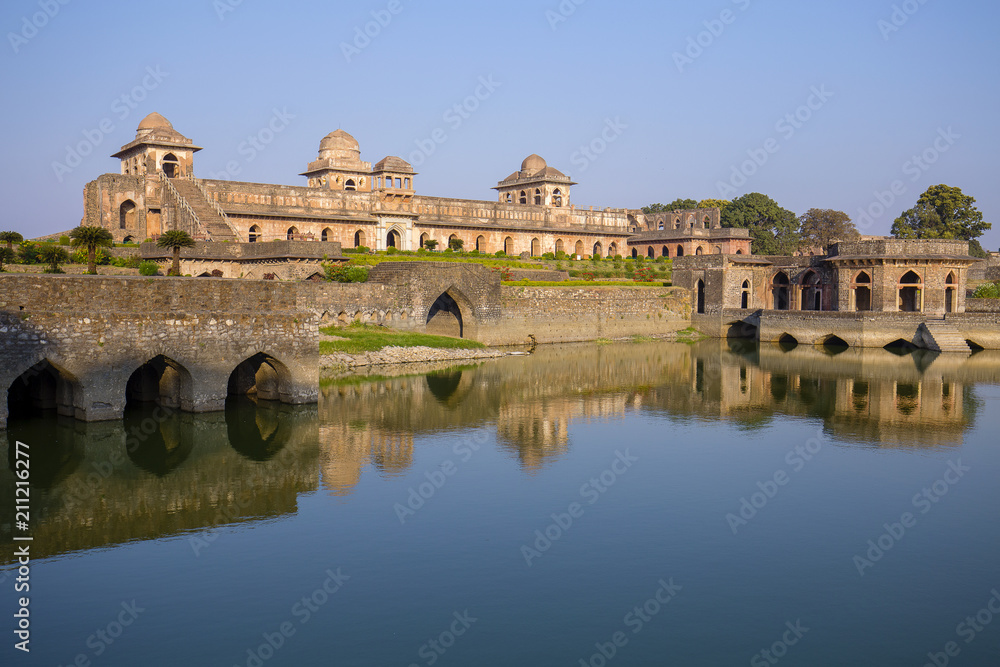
left=40, top=245, right=69, bottom=273
left=59, top=235, right=71, bottom=245
left=17, top=242, right=41, bottom=264
left=494, top=251, right=505, bottom=258
left=468, top=249, right=480, bottom=257
left=633, top=266, right=656, bottom=282
left=490, top=266, right=513, bottom=281
left=70, top=248, right=111, bottom=266
left=111, top=255, right=142, bottom=268
left=555, top=250, right=567, bottom=260
left=972, top=282, right=1000, bottom=299
left=443, top=248, right=454, bottom=254
left=343, top=246, right=371, bottom=254
left=211, top=269, right=224, bottom=277
left=386, top=246, right=399, bottom=255
left=138, top=261, right=159, bottom=276
left=541, top=252, right=555, bottom=260
left=323, top=263, right=369, bottom=283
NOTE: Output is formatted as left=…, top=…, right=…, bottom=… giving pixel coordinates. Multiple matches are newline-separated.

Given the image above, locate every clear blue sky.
left=2, top=0, right=997, bottom=249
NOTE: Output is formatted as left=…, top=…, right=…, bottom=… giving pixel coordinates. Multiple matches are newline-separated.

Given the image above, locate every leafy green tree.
left=0, top=247, right=14, bottom=271
left=891, top=185, right=990, bottom=242
left=448, top=237, right=464, bottom=251
left=642, top=199, right=699, bottom=214
left=156, top=230, right=196, bottom=276
left=39, top=245, right=69, bottom=273
left=968, top=239, right=989, bottom=259
left=697, top=199, right=731, bottom=213
left=70, top=226, right=114, bottom=275
left=1, top=231, right=23, bottom=251
left=423, top=239, right=438, bottom=251
left=721, top=193, right=800, bottom=255
left=797, top=209, right=859, bottom=250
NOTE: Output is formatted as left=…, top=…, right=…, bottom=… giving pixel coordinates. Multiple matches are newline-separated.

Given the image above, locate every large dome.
left=520, top=154, right=547, bottom=175
left=319, top=129, right=361, bottom=160
left=137, top=112, right=173, bottom=131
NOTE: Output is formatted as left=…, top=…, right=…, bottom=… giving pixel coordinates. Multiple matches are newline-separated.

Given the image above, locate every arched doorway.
left=476, top=235, right=486, bottom=253
left=631, top=248, right=638, bottom=259
left=126, top=355, right=192, bottom=410
left=662, top=246, right=669, bottom=258
left=772, top=272, right=790, bottom=310
left=119, top=200, right=136, bottom=230
left=593, top=242, right=602, bottom=257
left=7, top=360, right=78, bottom=421
left=801, top=270, right=822, bottom=311
left=575, top=240, right=584, bottom=257
left=321, top=228, right=332, bottom=242
left=899, top=270, right=922, bottom=312
left=228, top=353, right=292, bottom=402
left=248, top=225, right=261, bottom=243
left=387, top=229, right=401, bottom=249
left=854, top=271, right=871, bottom=311
left=286, top=226, right=298, bottom=241
left=426, top=292, right=464, bottom=338
left=695, top=246, right=704, bottom=256
left=741, top=280, right=750, bottom=309
left=696, top=279, right=706, bottom=314
left=419, top=232, right=430, bottom=249
left=504, top=237, right=513, bottom=255
left=647, top=246, right=654, bottom=259
left=608, top=243, right=617, bottom=257
left=552, top=189, right=563, bottom=206
left=354, top=230, right=366, bottom=248
left=676, top=245, right=684, bottom=257
left=945, top=272, right=957, bottom=313
left=555, top=239, right=564, bottom=255
left=531, top=238, right=541, bottom=256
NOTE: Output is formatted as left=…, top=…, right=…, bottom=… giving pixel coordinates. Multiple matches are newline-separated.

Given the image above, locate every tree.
left=642, top=199, right=698, bottom=214
left=720, top=193, right=800, bottom=255
left=156, top=230, right=196, bottom=276
left=423, top=239, right=439, bottom=251
left=0, top=231, right=23, bottom=251
left=0, top=247, right=14, bottom=271
left=39, top=245, right=69, bottom=273
left=448, top=237, right=464, bottom=251
left=891, top=184, right=990, bottom=242
left=968, top=239, right=989, bottom=259
left=697, top=199, right=731, bottom=213
left=797, top=209, right=859, bottom=250
left=70, top=226, right=114, bottom=275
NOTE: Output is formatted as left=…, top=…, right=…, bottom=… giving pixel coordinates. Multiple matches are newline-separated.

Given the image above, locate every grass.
left=320, top=323, right=486, bottom=354
left=344, top=254, right=538, bottom=270
left=502, top=280, right=672, bottom=287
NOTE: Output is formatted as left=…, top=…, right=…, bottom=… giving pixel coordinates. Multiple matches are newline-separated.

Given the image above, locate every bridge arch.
left=7, top=359, right=79, bottom=421
left=126, top=355, right=194, bottom=411
left=228, top=353, right=294, bottom=402
left=426, top=287, right=473, bottom=338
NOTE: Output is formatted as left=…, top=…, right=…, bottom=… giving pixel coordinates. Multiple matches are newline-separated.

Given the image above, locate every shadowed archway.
left=126, top=355, right=193, bottom=411
left=228, top=353, right=293, bottom=402
left=7, top=359, right=79, bottom=421
left=426, top=291, right=464, bottom=338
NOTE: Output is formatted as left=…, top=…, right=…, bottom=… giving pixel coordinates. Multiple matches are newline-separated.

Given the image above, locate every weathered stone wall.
left=965, top=298, right=1000, bottom=313
left=507, top=268, right=569, bottom=281
left=492, top=286, right=690, bottom=345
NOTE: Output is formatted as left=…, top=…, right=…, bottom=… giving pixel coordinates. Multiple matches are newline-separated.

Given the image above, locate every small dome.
left=521, top=154, right=547, bottom=174
left=319, top=129, right=361, bottom=160
left=137, top=112, right=173, bottom=131
left=374, top=156, right=413, bottom=173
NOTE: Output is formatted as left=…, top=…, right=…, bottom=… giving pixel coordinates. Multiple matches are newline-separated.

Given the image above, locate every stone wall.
left=493, top=286, right=690, bottom=345
left=966, top=298, right=1000, bottom=313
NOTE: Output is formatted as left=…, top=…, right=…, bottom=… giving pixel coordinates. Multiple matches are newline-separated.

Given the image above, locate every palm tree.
left=70, top=226, right=114, bottom=275
left=39, top=245, right=69, bottom=273
left=0, top=247, right=14, bottom=272
left=423, top=239, right=439, bottom=251
left=156, top=230, right=196, bottom=276
left=0, top=231, right=23, bottom=251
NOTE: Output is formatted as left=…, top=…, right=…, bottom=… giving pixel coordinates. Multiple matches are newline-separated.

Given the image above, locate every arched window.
left=321, top=228, right=332, bottom=242
left=801, top=270, right=822, bottom=311
left=248, top=225, right=261, bottom=243
left=552, top=189, right=563, bottom=207
left=696, top=279, right=706, bottom=314
left=345, top=179, right=357, bottom=191
left=674, top=218, right=681, bottom=230
left=772, top=272, right=790, bottom=310
left=695, top=246, right=704, bottom=255
left=354, top=230, right=366, bottom=248
left=119, top=200, right=136, bottom=230
left=631, top=248, right=638, bottom=259
left=161, top=153, right=179, bottom=178
left=899, top=270, right=923, bottom=312
left=286, top=226, right=298, bottom=241
left=519, top=190, right=527, bottom=205
left=945, top=271, right=957, bottom=313
left=647, top=246, right=655, bottom=259
left=658, top=222, right=664, bottom=230
left=676, top=245, right=684, bottom=257
left=741, top=280, right=750, bottom=309
left=662, top=246, right=669, bottom=257
left=735, top=249, right=743, bottom=255
left=853, top=271, right=871, bottom=311
left=505, top=193, right=512, bottom=203
left=534, top=189, right=542, bottom=205
left=714, top=246, right=722, bottom=254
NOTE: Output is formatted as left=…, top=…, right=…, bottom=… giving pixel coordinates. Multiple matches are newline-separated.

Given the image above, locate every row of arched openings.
left=631, top=245, right=742, bottom=259
left=505, top=189, right=564, bottom=206
left=764, top=270, right=956, bottom=313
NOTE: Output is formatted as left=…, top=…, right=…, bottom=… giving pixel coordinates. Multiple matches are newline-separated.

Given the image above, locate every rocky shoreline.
left=320, top=345, right=523, bottom=369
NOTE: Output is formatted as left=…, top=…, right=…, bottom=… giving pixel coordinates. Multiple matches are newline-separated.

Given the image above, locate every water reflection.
left=123, top=405, right=195, bottom=476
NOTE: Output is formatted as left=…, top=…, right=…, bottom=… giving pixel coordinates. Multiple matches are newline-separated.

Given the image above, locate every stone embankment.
left=320, top=346, right=517, bottom=369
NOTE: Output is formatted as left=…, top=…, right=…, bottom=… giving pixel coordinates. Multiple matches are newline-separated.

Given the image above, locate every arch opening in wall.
left=647, top=246, right=655, bottom=259
left=321, top=227, right=332, bottom=242
left=531, top=238, right=541, bottom=256
left=695, top=246, right=704, bottom=255
left=593, top=242, right=602, bottom=257
left=533, top=189, right=542, bottom=205
left=819, top=335, right=849, bottom=355
left=674, top=218, right=681, bottom=230
left=741, top=279, right=750, bottom=309
left=884, top=338, right=918, bottom=355
left=519, top=190, right=527, bottom=205
left=248, top=225, right=261, bottom=243
left=714, top=246, right=722, bottom=254
left=608, top=242, right=618, bottom=257
left=286, top=226, right=299, bottom=241
left=387, top=229, right=401, bottom=249
left=555, top=239, right=564, bottom=255
left=772, top=272, right=791, bottom=310
left=899, top=270, right=923, bottom=312
left=126, top=355, right=193, bottom=411
left=228, top=353, right=293, bottom=403
left=345, top=179, right=357, bottom=191
left=161, top=153, right=179, bottom=178
left=419, top=232, right=430, bottom=249
left=696, top=279, right=706, bottom=314
left=631, top=248, right=638, bottom=259
left=354, top=230, right=366, bottom=248
left=426, top=291, right=464, bottom=338
left=504, top=193, right=512, bottom=203
left=676, top=245, right=684, bottom=257
left=552, top=189, right=563, bottom=207
left=945, top=271, right=957, bottom=313
left=777, top=333, right=799, bottom=351
left=504, top=237, right=513, bottom=255
left=662, top=246, right=669, bottom=258
left=966, top=339, right=985, bottom=353
left=854, top=271, right=871, bottom=311
left=575, top=240, right=584, bottom=257
left=476, top=235, right=486, bottom=253
left=119, top=200, right=137, bottom=231
left=801, top=270, right=822, bottom=311
left=122, top=235, right=135, bottom=244
left=7, top=360, right=78, bottom=422
left=735, top=249, right=743, bottom=255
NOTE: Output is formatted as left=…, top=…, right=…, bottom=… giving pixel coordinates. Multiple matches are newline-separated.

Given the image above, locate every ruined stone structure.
left=139, top=239, right=345, bottom=281
left=626, top=207, right=752, bottom=259
left=83, top=113, right=673, bottom=259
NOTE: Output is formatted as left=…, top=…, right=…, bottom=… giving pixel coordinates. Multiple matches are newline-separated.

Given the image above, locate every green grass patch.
left=502, top=280, right=671, bottom=287
left=320, top=323, right=486, bottom=354
left=344, top=254, right=538, bottom=270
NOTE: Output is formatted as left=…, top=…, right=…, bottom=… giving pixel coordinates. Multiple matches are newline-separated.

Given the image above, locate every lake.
left=2, top=340, right=999, bottom=666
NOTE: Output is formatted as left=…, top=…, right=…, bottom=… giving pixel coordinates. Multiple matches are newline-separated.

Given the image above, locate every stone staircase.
left=917, top=321, right=971, bottom=353
left=168, top=178, right=241, bottom=241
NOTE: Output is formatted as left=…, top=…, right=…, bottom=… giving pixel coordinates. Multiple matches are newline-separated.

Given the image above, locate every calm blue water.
left=2, top=341, right=1000, bottom=666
